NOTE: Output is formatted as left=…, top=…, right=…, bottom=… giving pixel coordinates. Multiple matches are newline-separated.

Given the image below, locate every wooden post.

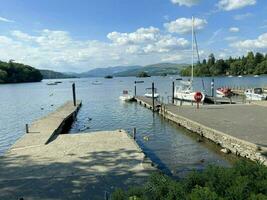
left=172, top=81, right=175, bottom=104
left=72, top=83, right=76, bottom=106
left=133, top=128, right=136, bottom=140
left=104, top=191, right=108, bottom=200
left=152, top=82, right=155, bottom=112
left=134, top=81, right=137, bottom=96
left=26, top=124, right=29, bottom=133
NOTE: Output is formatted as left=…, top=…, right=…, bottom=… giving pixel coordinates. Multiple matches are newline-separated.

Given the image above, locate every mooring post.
left=133, top=127, right=136, bottom=140
left=104, top=191, right=108, bottom=200
left=72, top=83, right=76, bottom=106
left=152, top=82, right=155, bottom=112
left=172, top=81, right=175, bottom=104
left=134, top=81, right=137, bottom=97
left=211, top=78, right=214, bottom=97
left=25, top=124, right=29, bottom=133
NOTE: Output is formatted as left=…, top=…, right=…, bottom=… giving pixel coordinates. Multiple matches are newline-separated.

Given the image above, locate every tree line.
left=180, top=52, right=267, bottom=77
left=0, top=60, right=43, bottom=83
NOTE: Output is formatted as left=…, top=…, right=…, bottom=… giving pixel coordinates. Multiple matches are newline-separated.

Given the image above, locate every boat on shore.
left=119, top=90, right=134, bottom=101
left=216, top=88, right=232, bottom=98
left=245, top=88, right=267, bottom=101
left=174, top=17, right=205, bottom=103
left=145, top=88, right=159, bottom=98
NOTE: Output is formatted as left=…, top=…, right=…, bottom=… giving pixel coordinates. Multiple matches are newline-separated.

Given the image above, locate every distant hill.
left=114, top=63, right=187, bottom=77
left=40, top=70, right=77, bottom=79
left=79, top=65, right=142, bottom=77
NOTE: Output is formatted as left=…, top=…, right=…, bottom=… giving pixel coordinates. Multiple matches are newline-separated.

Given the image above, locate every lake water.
left=1, top=75, right=267, bottom=176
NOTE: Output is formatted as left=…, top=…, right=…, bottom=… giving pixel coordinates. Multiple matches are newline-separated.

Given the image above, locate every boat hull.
left=174, top=92, right=205, bottom=102
left=144, top=93, right=160, bottom=98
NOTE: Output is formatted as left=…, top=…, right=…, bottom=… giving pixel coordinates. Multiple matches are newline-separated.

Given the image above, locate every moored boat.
left=244, top=88, right=266, bottom=101
left=144, top=88, right=160, bottom=98
left=92, top=80, right=102, bottom=85
left=174, top=17, right=205, bottom=102
left=216, top=88, right=232, bottom=98
left=119, top=90, right=134, bottom=101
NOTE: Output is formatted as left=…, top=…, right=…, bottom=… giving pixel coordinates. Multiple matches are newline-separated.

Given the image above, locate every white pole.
left=191, top=16, right=194, bottom=87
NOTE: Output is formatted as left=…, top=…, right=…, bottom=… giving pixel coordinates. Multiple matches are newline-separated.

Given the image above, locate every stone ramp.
left=11, top=100, right=82, bottom=150
left=0, top=130, right=155, bottom=199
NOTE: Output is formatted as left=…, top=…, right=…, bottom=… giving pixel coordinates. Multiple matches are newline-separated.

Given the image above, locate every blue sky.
left=0, top=0, right=266, bottom=72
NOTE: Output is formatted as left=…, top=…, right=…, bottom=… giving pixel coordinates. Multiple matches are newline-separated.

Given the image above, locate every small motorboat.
left=245, top=88, right=267, bottom=101
left=46, top=82, right=57, bottom=85
left=119, top=90, right=134, bottom=101
left=144, top=88, right=160, bottom=98
left=254, top=75, right=259, bottom=77
left=216, top=88, right=232, bottom=98
left=238, top=75, right=243, bottom=78
left=92, top=80, right=102, bottom=85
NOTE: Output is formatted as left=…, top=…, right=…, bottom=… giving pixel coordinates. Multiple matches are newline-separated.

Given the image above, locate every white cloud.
left=164, top=17, right=207, bottom=34
left=234, top=13, right=253, bottom=20
left=231, top=33, right=267, bottom=50
left=170, top=0, right=200, bottom=7
left=107, top=27, right=159, bottom=45
left=217, top=0, right=256, bottom=11
left=0, top=16, right=14, bottom=23
left=0, top=27, right=191, bottom=71
left=229, top=27, right=239, bottom=32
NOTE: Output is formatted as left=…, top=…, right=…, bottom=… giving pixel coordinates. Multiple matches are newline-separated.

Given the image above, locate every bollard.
left=133, top=128, right=136, bottom=140
left=72, top=83, right=76, bottom=106
left=152, top=82, right=155, bottom=112
left=26, top=124, right=29, bottom=133
left=172, top=81, right=175, bottom=104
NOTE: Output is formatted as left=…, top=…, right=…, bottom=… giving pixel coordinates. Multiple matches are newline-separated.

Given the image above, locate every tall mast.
left=191, top=16, right=194, bottom=85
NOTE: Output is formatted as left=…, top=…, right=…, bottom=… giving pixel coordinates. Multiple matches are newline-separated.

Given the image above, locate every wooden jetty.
left=134, top=96, right=267, bottom=165
left=0, top=101, right=155, bottom=199
left=135, top=96, right=161, bottom=111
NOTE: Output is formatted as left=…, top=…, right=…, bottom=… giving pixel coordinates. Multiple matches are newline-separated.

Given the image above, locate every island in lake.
left=0, top=60, right=43, bottom=83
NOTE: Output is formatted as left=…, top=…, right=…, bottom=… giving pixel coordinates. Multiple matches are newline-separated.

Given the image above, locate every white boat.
left=144, top=88, right=160, bottom=98
left=228, top=75, right=233, bottom=78
left=245, top=88, right=267, bottom=101
left=47, top=82, right=57, bottom=85
left=92, top=80, right=102, bottom=85
left=119, top=90, right=134, bottom=101
left=238, top=75, right=243, bottom=78
left=174, top=17, right=205, bottom=102
left=254, top=75, right=259, bottom=77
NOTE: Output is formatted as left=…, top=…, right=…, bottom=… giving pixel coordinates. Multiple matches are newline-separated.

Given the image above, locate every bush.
left=111, top=160, right=267, bottom=200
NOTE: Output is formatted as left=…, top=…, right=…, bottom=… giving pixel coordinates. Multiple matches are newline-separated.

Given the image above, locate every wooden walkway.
left=134, top=96, right=161, bottom=111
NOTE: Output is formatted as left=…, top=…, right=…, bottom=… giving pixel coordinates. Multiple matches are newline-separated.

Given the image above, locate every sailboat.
left=174, top=17, right=205, bottom=102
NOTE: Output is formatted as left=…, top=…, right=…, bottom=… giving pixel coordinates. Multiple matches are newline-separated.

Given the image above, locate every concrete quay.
left=0, top=100, right=155, bottom=199
left=135, top=96, right=267, bottom=164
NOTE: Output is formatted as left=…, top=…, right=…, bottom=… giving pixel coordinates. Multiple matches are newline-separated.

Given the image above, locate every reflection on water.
left=0, top=76, right=266, bottom=176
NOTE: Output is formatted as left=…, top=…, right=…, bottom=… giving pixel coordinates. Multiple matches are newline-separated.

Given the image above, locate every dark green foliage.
left=111, top=161, right=267, bottom=200
left=180, top=52, right=267, bottom=77
left=137, top=71, right=150, bottom=77
left=0, top=60, right=42, bottom=83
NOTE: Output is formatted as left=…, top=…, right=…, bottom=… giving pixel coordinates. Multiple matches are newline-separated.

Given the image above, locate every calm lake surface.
left=1, top=75, right=267, bottom=176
